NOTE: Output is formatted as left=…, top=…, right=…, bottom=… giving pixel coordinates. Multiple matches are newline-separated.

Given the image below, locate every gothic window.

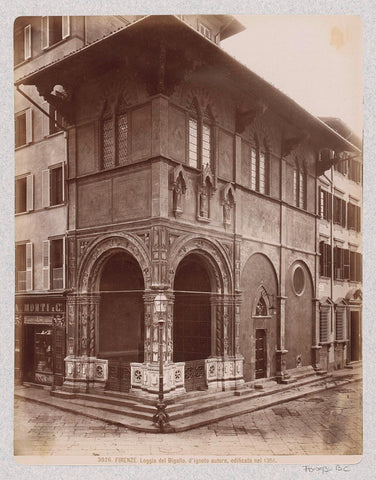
left=250, top=136, right=270, bottom=195
left=101, top=97, right=129, bottom=169
left=188, top=101, right=213, bottom=170
left=255, top=296, right=268, bottom=316
left=188, top=117, right=198, bottom=168
left=294, top=158, right=307, bottom=209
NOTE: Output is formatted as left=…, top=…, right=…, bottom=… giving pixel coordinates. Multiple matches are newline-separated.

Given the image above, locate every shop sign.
left=24, top=316, right=54, bottom=325
left=15, top=299, right=64, bottom=314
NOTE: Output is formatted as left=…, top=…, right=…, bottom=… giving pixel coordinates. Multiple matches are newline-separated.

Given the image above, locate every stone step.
left=15, top=386, right=159, bottom=433
left=169, top=376, right=360, bottom=432
left=65, top=397, right=153, bottom=421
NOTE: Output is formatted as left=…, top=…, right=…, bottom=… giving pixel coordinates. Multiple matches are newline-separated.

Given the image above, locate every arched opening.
left=99, top=251, right=144, bottom=391
left=173, top=253, right=212, bottom=366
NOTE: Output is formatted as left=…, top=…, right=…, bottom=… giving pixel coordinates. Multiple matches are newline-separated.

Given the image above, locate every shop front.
left=15, top=295, right=66, bottom=387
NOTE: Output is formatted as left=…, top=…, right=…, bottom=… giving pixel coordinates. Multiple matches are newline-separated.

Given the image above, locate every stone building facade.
left=14, top=15, right=361, bottom=399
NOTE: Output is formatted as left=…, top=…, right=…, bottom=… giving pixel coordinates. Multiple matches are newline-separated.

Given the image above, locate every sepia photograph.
left=13, top=13, right=363, bottom=465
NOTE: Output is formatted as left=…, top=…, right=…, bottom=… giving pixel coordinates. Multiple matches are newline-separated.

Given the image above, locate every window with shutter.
left=41, top=16, right=49, bottom=49
left=343, top=249, right=350, bottom=280
left=25, top=242, right=33, bottom=291
left=62, top=16, right=70, bottom=39
left=335, top=307, right=346, bottom=341
left=42, top=240, right=50, bottom=290
left=24, top=25, right=31, bottom=60
left=320, top=306, right=330, bottom=343
left=50, top=238, right=65, bottom=290
left=15, top=244, right=26, bottom=291
left=349, top=251, right=356, bottom=281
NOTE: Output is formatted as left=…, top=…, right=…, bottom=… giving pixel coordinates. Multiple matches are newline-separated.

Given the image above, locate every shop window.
left=250, top=137, right=270, bottom=195
left=34, top=328, right=53, bottom=377
left=41, top=16, right=70, bottom=49
left=14, top=24, right=31, bottom=65
left=15, top=109, right=33, bottom=148
left=42, top=164, right=64, bottom=207
left=43, top=238, right=65, bottom=290
left=319, top=306, right=330, bottom=343
left=15, top=242, right=33, bottom=291
left=319, top=187, right=332, bottom=221
left=15, top=174, right=33, bottom=214
left=319, top=241, right=331, bottom=278
left=347, top=203, right=361, bottom=232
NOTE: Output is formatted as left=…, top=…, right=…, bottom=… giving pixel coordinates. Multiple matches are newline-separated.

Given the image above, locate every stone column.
left=62, top=294, right=107, bottom=394
left=131, top=290, right=184, bottom=398
left=276, top=295, right=288, bottom=382
left=311, top=297, right=322, bottom=370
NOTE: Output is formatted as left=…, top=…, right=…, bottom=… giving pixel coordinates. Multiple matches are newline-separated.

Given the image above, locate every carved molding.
left=77, top=233, right=152, bottom=293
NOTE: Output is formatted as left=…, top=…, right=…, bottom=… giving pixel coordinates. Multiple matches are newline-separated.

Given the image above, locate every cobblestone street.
left=14, top=381, right=362, bottom=457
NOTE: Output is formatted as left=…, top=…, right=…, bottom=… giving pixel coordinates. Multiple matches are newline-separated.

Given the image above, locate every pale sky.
left=222, top=15, right=363, bottom=138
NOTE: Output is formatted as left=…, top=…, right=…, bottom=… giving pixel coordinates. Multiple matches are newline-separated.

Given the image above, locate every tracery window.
left=188, top=102, right=213, bottom=170
left=250, top=136, right=270, bottom=195
left=294, top=158, right=307, bottom=209
left=101, top=98, right=128, bottom=169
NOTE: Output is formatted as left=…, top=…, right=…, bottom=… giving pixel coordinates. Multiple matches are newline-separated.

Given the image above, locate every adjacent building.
left=14, top=15, right=362, bottom=399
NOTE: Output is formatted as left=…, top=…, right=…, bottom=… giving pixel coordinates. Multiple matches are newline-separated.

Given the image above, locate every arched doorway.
left=99, top=251, right=144, bottom=391
left=173, top=253, right=212, bottom=391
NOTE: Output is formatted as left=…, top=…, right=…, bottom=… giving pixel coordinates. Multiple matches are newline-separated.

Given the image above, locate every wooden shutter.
left=62, top=237, right=66, bottom=289
left=25, top=108, right=33, bottom=144
left=341, top=199, right=347, bottom=227
left=333, top=246, right=338, bottom=279
left=319, top=241, right=324, bottom=276
left=26, top=174, right=34, bottom=211
left=320, top=307, right=330, bottom=343
left=343, top=249, right=350, bottom=280
left=25, top=242, right=33, bottom=291
left=42, top=169, right=50, bottom=207
left=336, top=307, right=345, bottom=341
left=356, top=206, right=361, bottom=232
left=327, top=243, right=332, bottom=278
left=24, top=25, right=31, bottom=60
left=61, top=163, right=65, bottom=203
left=62, top=16, right=70, bottom=38
left=42, top=240, right=50, bottom=290
left=41, top=16, right=49, bottom=48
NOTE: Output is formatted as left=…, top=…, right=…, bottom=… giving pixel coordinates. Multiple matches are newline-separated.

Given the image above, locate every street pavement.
left=14, top=381, right=362, bottom=457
